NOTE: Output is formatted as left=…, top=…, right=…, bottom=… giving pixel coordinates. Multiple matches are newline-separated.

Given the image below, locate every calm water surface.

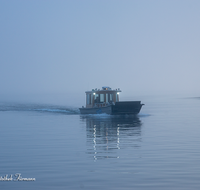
left=0, top=97, right=200, bottom=189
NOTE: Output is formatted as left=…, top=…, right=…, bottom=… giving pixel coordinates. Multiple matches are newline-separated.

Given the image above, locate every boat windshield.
left=94, top=93, right=115, bottom=103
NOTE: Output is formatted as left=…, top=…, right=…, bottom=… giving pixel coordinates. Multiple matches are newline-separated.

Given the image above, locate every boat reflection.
left=80, top=115, right=142, bottom=161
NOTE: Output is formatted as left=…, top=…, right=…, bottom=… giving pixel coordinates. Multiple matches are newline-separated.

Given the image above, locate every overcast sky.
left=1, top=0, right=200, bottom=105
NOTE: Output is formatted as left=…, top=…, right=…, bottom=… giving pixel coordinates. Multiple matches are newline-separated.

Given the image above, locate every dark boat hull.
left=79, top=101, right=144, bottom=115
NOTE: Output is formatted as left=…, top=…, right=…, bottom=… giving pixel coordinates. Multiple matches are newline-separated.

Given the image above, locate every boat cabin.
left=85, top=86, right=121, bottom=108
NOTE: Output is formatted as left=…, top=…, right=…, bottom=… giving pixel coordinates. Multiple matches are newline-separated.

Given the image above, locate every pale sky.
left=1, top=0, right=200, bottom=105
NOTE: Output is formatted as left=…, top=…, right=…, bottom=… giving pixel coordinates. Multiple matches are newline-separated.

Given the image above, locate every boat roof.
left=85, top=86, right=121, bottom=93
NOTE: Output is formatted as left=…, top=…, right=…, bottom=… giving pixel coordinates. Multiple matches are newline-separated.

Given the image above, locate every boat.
left=79, top=86, right=144, bottom=115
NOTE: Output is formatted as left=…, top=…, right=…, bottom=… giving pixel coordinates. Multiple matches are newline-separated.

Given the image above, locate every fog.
left=1, top=0, right=200, bottom=106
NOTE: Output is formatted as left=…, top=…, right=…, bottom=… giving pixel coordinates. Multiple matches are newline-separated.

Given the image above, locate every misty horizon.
left=1, top=0, right=200, bottom=106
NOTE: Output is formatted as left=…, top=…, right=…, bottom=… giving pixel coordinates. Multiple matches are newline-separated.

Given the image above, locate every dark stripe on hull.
left=111, top=101, right=143, bottom=115
left=79, top=106, right=112, bottom=114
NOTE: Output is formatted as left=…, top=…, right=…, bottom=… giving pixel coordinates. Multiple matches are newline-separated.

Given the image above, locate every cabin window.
left=94, top=94, right=99, bottom=103
left=116, top=93, right=118, bottom=102
left=90, top=94, right=92, bottom=104
left=106, top=94, right=108, bottom=102
left=110, top=94, right=113, bottom=101
left=86, top=94, right=89, bottom=105
left=87, top=94, right=92, bottom=105
left=100, top=94, right=104, bottom=103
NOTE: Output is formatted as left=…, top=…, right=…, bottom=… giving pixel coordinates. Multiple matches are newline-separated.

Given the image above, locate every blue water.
left=0, top=97, right=200, bottom=189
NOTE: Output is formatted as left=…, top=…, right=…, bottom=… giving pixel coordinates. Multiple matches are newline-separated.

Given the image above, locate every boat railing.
left=94, top=103, right=110, bottom=108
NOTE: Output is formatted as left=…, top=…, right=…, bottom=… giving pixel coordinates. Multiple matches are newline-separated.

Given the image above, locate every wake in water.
left=0, top=102, right=80, bottom=114
left=0, top=102, right=150, bottom=117
left=138, top=113, right=151, bottom=117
